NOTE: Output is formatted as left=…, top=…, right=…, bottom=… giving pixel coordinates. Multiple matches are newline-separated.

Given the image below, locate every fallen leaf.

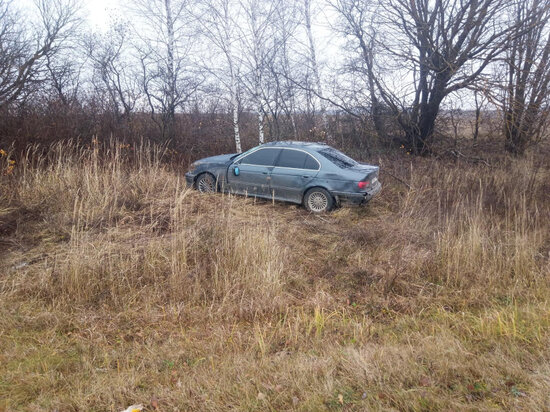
left=338, top=393, right=344, bottom=404
left=150, top=396, right=159, bottom=410
left=120, top=404, right=144, bottom=412
left=257, top=392, right=266, bottom=401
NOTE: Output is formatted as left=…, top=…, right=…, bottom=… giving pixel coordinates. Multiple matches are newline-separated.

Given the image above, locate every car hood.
left=196, top=153, right=236, bottom=165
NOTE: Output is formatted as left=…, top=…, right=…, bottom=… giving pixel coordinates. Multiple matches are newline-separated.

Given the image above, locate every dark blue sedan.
left=185, top=141, right=381, bottom=213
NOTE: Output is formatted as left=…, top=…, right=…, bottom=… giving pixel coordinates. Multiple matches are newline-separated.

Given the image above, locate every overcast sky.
left=84, top=0, right=122, bottom=31
left=78, top=0, right=341, bottom=64
left=18, top=0, right=122, bottom=31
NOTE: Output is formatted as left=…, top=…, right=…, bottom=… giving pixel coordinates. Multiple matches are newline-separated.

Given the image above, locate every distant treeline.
left=1, top=0, right=549, bottom=156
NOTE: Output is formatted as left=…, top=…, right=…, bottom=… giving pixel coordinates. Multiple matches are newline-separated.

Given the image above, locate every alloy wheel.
left=197, top=174, right=215, bottom=193
left=307, top=191, right=328, bottom=212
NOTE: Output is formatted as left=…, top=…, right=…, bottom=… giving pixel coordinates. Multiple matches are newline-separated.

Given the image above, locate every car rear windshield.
left=317, top=148, right=357, bottom=168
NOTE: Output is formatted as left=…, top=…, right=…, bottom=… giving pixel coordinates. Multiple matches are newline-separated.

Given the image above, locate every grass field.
left=1, top=140, right=549, bottom=411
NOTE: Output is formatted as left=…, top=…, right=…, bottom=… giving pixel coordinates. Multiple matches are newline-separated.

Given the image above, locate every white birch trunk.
left=231, top=76, right=242, bottom=153
left=250, top=3, right=265, bottom=144
left=225, top=17, right=242, bottom=153
left=257, top=99, right=265, bottom=143
left=202, top=0, right=242, bottom=153
left=290, top=111, right=298, bottom=138
left=255, top=69, right=264, bottom=143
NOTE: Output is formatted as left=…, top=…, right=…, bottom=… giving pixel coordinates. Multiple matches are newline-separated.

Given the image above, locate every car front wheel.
left=195, top=173, right=216, bottom=193
left=304, top=188, right=334, bottom=213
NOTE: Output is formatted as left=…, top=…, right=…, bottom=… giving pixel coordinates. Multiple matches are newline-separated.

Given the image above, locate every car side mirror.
left=233, top=166, right=240, bottom=176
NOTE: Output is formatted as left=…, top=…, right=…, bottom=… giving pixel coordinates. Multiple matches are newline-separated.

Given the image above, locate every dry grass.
left=1, top=140, right=549, bottom=411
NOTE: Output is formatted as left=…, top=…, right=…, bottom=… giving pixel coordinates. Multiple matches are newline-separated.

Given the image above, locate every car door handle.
left=302, top=175, right=311, bottom=178
left=262, top=171, right=268, bottom=175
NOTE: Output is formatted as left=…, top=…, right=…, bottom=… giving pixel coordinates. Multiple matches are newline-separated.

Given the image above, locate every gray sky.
left=84, top=0, right=122, bottom=31
left=18, top=0, right=123, bottom=32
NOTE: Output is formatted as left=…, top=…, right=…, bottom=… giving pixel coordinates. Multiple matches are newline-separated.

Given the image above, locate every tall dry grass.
left=1, top=140, right=287, bottom=317
left=1, top=140, right=549, bottom=411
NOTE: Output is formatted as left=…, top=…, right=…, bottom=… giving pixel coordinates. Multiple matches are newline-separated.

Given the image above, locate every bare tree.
left=238, top=0, right=282, bottom=144
left=130, top=0, right=201, bottom=140
left=304, top=0, right=330, bottom=141
left=498, top=0, right=550, bottom=155
left=85, top=23, right=140, bottom=120
left=335, top=0, right=523, bottom=154
left=471, top=89, right=487, bottom=144
left=196, top=0, right=243, bottom=152
left=45, top=47, right=83, bottom=106
left=0, top=0, right=81, bottom=109
left=263, top=2, right=301, bottom=140
left=332, top=0, right=388, bottom=143
left=276, top=4, right=300, bottom=138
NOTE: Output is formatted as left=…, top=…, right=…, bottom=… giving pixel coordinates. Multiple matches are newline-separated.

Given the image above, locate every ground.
left=1, top=141, right=549, bottom=411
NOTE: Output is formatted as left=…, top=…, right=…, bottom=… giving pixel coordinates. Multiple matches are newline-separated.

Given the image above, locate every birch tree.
left=130, top=0, right=201, bottom=140
left=239, top=0, right=281, bottom=144
left=197, top=0, right=242, bottom=152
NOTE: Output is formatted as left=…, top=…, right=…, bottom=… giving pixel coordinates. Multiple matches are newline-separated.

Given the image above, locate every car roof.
left=261, top=141, right=328, bottom=150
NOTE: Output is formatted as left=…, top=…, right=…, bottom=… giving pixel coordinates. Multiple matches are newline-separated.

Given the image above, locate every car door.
left=270, top=149, right=321, bottom=203
left=227, top=148, right=281, bottom=197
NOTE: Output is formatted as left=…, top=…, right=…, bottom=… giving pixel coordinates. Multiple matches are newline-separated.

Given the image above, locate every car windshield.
left=232, top=146, right=259, bottom=161
left=318, top=147, right=357, bottom=168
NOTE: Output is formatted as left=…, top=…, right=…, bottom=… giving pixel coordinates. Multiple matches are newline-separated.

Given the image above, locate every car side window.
left=303, top=153, right=319, bottom=170
left=276, top=149, right=320, bottom=170
left=276, top=149, right=307, bottom=168
left=240, top=148, right=281, bottom=166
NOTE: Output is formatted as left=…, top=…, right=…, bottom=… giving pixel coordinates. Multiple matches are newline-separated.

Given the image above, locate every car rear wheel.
left=196, top=173, right=216, bottom=193
left=304, top=188, right=334, bottom=213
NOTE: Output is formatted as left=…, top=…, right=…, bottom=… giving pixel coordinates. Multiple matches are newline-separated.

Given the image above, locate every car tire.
left=304, top=187, right=334, bottom=213
left=195, top=173, right=217, bottom=193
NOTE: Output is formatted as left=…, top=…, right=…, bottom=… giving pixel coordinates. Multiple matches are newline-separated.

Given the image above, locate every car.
left=185, top=141, right=381, bottom=213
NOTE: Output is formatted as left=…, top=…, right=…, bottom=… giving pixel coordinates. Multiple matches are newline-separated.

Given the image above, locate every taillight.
left=358, top=181, right=369, bottom=189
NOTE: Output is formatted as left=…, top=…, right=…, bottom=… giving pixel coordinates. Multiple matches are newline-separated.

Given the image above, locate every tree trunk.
left=473, top=91, right=481, bottom=145
left=257, top=102, right=265, bottom=144
left=504, top=104, right=529, bottom=155
left=230, top=69, right=242, bottom=153
left=360, top=36, right=386, bottom=142
left=221, top=2, right=242, bottom=153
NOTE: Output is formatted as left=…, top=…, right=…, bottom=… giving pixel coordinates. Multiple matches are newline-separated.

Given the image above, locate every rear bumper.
left=332, top=181, right=382, bottom=206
